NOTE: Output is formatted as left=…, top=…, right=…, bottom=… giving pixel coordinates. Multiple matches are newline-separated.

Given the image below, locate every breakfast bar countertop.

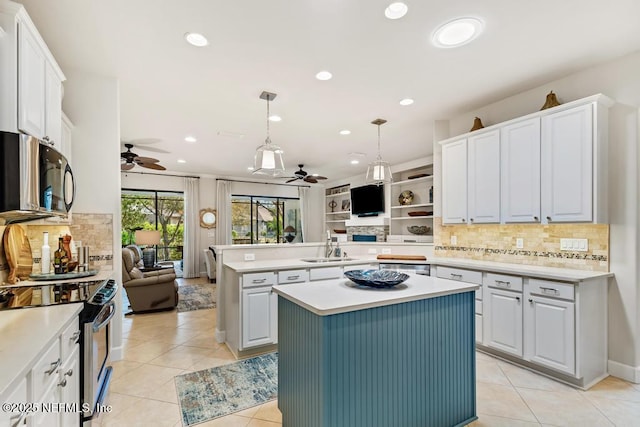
left=272, top=272, right=478, bottom=316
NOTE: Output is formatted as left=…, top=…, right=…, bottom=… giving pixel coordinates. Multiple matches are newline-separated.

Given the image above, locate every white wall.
left=62, top=70, right=124, bottom=360
left=439, top=51, right=640, bottom=381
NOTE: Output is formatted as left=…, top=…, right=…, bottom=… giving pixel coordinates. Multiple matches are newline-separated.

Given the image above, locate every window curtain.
left=216, top=180, right=232, bottom=245
left=183, top=177, right=200, bottom=278
left=298, top=186, right=309, bottom=243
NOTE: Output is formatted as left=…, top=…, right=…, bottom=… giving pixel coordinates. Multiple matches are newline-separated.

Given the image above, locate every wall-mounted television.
left=350, top=185, right=384, bottom=217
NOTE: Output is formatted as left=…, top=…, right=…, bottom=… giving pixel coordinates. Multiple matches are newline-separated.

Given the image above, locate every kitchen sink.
left=301, top=257, right=356, bottom=263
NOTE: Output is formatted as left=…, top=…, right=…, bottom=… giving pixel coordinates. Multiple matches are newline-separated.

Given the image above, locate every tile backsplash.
left=434, top=217, right=609, bottom=271
left=0, top=213, right=114, bottom=283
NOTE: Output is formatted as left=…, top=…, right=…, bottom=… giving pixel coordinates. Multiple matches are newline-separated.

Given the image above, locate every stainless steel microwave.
left=0, top=131, right=75, bottom=223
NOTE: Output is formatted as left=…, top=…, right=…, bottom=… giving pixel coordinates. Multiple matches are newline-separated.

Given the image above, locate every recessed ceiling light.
left=399, top=98, right=414, bottom=106
left=177, top=159, right=187, bottom=164
left=385, top=2, right=408, bottom=20
left=184, top=136, right=197, bottom=143
left=315, top=71, right=333, bottom=81
left=350, top=159, right=360, bottom=165
left=339, top=130, right=351, bottom=135
left=247, top=166, right=254, bottom=171
left=432, top=17, right=484, bottom=48
left=184, top=32, right=209, bottom=47
left=269, top=115, right=282, bottom=122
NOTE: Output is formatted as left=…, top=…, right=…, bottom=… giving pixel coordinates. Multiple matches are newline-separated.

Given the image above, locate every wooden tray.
left=407, top=211, right=432, bottom=217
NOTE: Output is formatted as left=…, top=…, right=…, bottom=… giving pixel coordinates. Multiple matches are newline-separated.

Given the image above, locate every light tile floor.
left=96, top=278, right=640, bottom=426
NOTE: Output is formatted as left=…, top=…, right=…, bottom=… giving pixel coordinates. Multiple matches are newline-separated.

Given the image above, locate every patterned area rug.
left=175, top=352, right=278, bottom=425
left=177, top=283, right=216, bottom=312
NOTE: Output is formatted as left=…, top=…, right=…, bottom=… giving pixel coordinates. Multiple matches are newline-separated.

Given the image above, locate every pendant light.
left=253, top=91, right=285, bottom=176
left=365, top=118, right=393, bottom=185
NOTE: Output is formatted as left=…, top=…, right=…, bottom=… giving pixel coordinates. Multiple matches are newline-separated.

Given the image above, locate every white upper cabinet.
left=541, top=104, right=593, bottom=223
left=17, top=20, right=46, bottom=138
left=501, top=117, right=541, bottom=223
left=0, top=3, right=65, bottom=148
left=439, top=94, right=612, bottom=225
left=468, top=130, right=500, bottom=224
left=442, top=138, right=468, bottom=224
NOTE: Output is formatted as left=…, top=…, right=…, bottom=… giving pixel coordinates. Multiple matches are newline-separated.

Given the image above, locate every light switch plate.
left=382, top=248, right=392, bottom=254
left=560, top=238, right=588, bottom=252
left=450, top=235, right=457, bottom=245
left=244, top=253, right=255, bottom=261
left=516, top=238, right=524, bottom=249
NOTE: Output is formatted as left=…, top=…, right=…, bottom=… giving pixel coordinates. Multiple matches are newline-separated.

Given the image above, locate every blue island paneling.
left=278, top=291, right=477, bottom=427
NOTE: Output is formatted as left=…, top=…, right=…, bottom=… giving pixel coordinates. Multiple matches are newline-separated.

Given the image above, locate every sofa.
left=122, top=247, right=178, bottom=312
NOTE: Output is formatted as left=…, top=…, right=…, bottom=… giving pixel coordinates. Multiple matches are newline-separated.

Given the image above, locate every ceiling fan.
left=120, top=138, right=169, bottom=154
left=286, top=164, right=327, bottom=184
left=120, top=143, right=166, bottom=171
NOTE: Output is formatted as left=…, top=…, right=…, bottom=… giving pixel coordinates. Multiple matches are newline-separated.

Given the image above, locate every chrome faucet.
left=325, top=230, right=333, bottom=258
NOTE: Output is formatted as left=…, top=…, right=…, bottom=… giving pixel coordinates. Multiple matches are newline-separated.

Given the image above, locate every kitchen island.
left=272, top=274, right=478, bottom=427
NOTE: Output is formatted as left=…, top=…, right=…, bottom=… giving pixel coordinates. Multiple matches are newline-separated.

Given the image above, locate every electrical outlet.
left=382, top=248, right=392, bottom=254
left=516, top=238, right=524, bottom=249
left=368, top=248, right=377, bottom=254
left=450, top=235, right=457, bottom=245
left=244, top=253, right=255, bottom=261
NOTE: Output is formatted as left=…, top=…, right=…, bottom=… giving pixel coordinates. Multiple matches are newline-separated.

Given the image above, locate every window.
left=231, top=195, right=301, bottom=244
left=121, top=189, right=184, bottom=261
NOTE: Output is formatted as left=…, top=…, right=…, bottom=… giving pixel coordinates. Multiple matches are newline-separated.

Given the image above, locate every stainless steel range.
left=79, top=279, right=117, bottom=426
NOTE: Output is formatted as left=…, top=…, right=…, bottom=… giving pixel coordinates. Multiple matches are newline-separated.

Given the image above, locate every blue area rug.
left=177, top=283, right=216, bottom=312
left=175, top=352, right=278, bottom=425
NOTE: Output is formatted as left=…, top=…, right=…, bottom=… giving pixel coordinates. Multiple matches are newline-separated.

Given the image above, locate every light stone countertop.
left=224, top=257, right=383, bottom=273
left=429, top=257, right=613, bottom=283
left=272, top=273, right=478, bottom=316
left=0, top=303, right=83, bottom=399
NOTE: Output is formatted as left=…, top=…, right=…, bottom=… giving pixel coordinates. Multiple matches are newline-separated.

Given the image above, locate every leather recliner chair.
left=122, top=247, right=178, bottom=312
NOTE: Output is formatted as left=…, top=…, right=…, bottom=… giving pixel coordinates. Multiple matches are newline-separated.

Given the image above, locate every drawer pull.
left=64, top=368, right=73, bottom=377
left=251, top=278, right=266, bottom=284
left=287, top=275, right=300, bottom=280
left=540, top=287, right=560, bottom=296
left=45, top=358, right=61, bottom=375
left=494, top=280, right=511, bottom=288
left=450, top=273, right=462, bottom=279
left=70, top=330, right=81, bottom=341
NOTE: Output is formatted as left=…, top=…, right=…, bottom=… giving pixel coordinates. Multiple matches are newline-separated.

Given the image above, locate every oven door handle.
left=93, top=300, right=116, bottom=332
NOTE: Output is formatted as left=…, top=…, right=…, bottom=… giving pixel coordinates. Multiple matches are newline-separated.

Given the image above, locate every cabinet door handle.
left=515, top=296, right=520, bottom=303
left=546, top=216, right=552, bottom=221
left=528, top=299, right=533, bottom=303
left=540, top=287, right=560, bottom=296
left=494, top=280, right=511, bottom=288
left=533, top=216, right=539, bottom=221
left=70, top=331, right=81, bottom=341
left=64, top=368, right=73, bottom=377
left=251, top=278, right=266, bottom=284
left=469, top=218, right=474, bottom=222
left=45, top=358, right=61, bottom=375
left=57, top=378, right=67, bottom=388
left=461, top=218, right=466, bottom=222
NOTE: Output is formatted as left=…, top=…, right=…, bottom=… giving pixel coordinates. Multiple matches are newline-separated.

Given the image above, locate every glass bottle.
left=53, top=237, right=67, bottom=274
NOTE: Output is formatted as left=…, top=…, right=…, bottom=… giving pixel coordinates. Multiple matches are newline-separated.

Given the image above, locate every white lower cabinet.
left=58, top=347, right=80, bottom=427
left=0, top=377, right=28, bottom=427
left=484, top=286, right=523, bottom=357
left=524, top=289, right=575, bottom=375
left=241, top=286, right=277, bottom=349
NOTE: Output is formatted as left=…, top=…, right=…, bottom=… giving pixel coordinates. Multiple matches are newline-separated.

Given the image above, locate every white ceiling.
left=18, top=0, right=640, bottom=182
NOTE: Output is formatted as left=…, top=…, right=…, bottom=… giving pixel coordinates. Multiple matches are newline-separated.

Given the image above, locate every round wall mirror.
left=200, top=208, right=217, bottom=228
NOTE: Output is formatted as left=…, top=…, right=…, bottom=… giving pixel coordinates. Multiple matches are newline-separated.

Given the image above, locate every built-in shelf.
left=326, top=219, right=349, bottom=223
left=391, top=175, right=433, bottom=186
left=327, top=190, right=350, bottom=197
left=391, top=216, right=434, bottom=220
left=327, top=210, right=350, bottom=215
left=391, top=203, right=433, bottom=209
